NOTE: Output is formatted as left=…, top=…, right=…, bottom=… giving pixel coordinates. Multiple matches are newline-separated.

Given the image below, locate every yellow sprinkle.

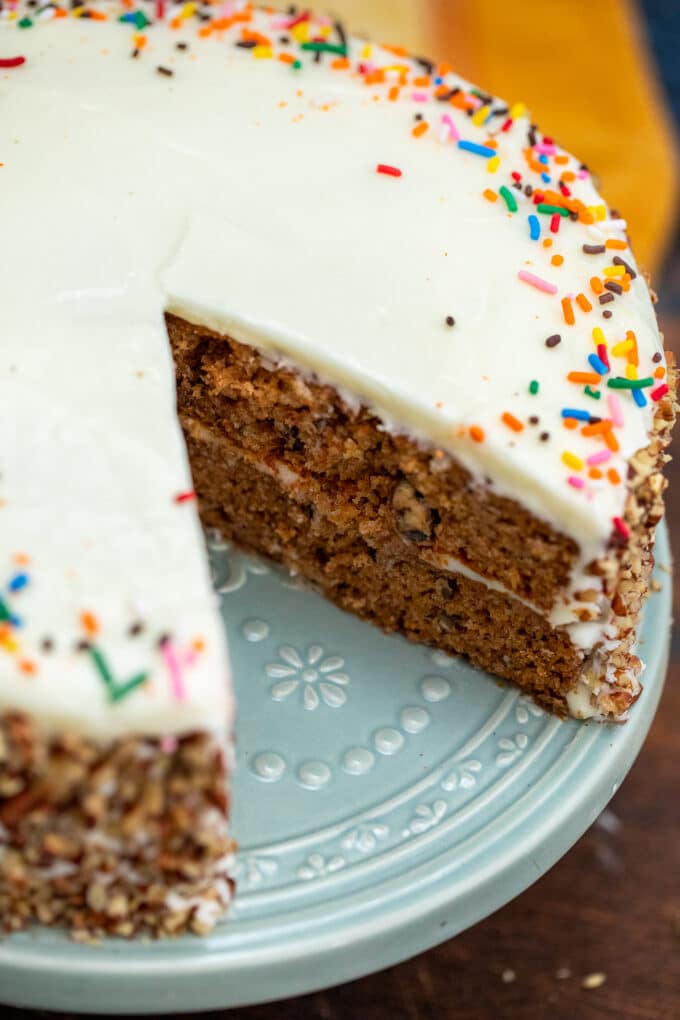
left=361, top=43, right=373, bottom=59
left=291, top=22, right=310, bottom=42
left=603, top=265, right=625, bottom=278
left=591, top=327, right=606, bottom=347
left=180, top=2, right=196, bottom=17
left=472, top=104, right=491, bottom=126
left=562, top=451, right=584, bottom=471
left=0, top=632, right=19, bottom=654
left=594, top=204, right=607, bottom=221
left=509, top=101, right=526, bottom=119
left=625, top=363, right=638, bottom=380
left=319, top=24, right=332, bottom=37
left=487, top=154, right=500, bottom=173
left=612, top=339, right=633, bottom=356
left=253, top=45, right=273, bottom=59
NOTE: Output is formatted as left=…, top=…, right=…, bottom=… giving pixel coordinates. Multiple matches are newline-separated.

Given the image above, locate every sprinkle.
left=87, top=645, right=148, bottom=703
left=590, top=277, right=604, bottom=295
left=561, top=407, right=590, bottom=421
left=8, top=573, right=29, bottom=592
left=561, top=297, right=575, bottom=325
left=160, top=637, right=186, bottom=701
left=583, top=244, right=606, bottom=255
left=551, top=254, right=563, bottom=266
left=0, top=57, right=26, bottom=69
left=441, top=113, right=460, bottom=142
left=458, top=140, right=496, bottom=158
left=483, top=188, right=498, bottom=203
left=536, top=204, right=569, bottom=217
left=528, top=214, right=540, bottom=240
left=603, top=428, right=620, bottom=452
left=563, top=417, right=579, bottom=430
left=445, top=315, right=455, bottom=327
left=376, top=163, right=402, bottom=177
left=412, top=120, right=429, bottom=138
left=499, top=186, right=518, bottom=212
left=529, top=380, right=539, bottom=395
left=518, top=270, right=557, bottom=295
left=550, top=213, right=561, bottom=234
left=603, top=281, right=622, bottom=296
left=545, top=334, right=561, bottom=348
left=568, top=371, right=601, bottom=386
left=581, top=420, right=612, bottom=437
left=487, top=154, right=500, bottom=173
left=587, top=449, right=612, bottom=466
left=605, top=239, right=627, bottom=250
left=607, top=376, right=654, bottom=390
left=469, top=425, right=485, bottom=443
left=607, top=468, right=621, bottom=485
left=612, top=517, right=630, bottom=540
left=588, top=354, right=608, bottom=375
left=603, top=265, right=625, bottom=278
left=589, top=467, right=603, bottom=480
left=568, top=476, right=585, bottom=489
left=651, top=383, right=669, bottom=401
left=501, top=411, right=524, bottom=433
left=156, top=65, right=174, bottom=77
left=575, top=293, right=592, bottom=313
left=632, top=387, right=647, bottom=408
left=562, top=451, right=584, bottom=471
left=80, top=611, right=100, bottom=637
left=174, top=490, right=196, bottom=504
left=612, top=255, right=636, bottom=279
left=19, top=659, right=37, bottom=675
left=591, top=326, right=606, bottom=347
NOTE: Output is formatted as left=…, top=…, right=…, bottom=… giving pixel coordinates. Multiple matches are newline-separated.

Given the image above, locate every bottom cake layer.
left=0, top=714, right=234, bottom=938
left=185, top=420, right=601, bottom=716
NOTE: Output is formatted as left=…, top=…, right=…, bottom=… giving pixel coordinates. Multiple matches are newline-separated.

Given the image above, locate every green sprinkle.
left=300, top=41, right=347, bottom=56
left=0, top=597, right=11, bottom=624
left=88, top=646, right=114, bottom=687
left=536, top=204, right=570, bottom=216
left=499, top=186, right=518, bottom=213
left=584, top=385, right=601, bottom=400
left=607, top=376, right=654, bottom=390
left=88, top=645, right=149, bottom=703
left=292, top=59, right=303, bottom=70
left=18, top=16, right=33, bottom=28
left=529, top=380, right=539, bottom=395
left=108, top=672, right=149, bottom=703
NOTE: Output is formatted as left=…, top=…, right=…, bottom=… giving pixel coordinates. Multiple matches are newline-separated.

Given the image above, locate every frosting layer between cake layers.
left=0, top=6, right=668, bottom=733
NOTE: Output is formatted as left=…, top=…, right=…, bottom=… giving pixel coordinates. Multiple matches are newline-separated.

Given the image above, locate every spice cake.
left=0, top=2, right=675, bottom=938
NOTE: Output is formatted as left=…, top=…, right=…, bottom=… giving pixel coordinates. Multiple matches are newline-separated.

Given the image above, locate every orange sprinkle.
left=603, top=429, right=620, bottom=452
left=588, top=468, right=603, bottom=480
left=605, top=239, right=627, bottom=250
left=278, top=52, right=295, bottom=64
left=575, top=293, right=592, bottom=312
left=169, top=15, right=181, bottom=29
left=590, top=276, right=604, bottom=295
left=412, top=121, right=429, bottom=138
left=551, top=254, right=564, bottom=267
left=331, top=57, right=350, bottom=70
left=502, top=412, right=524, bottom=433
left=13, top=553, right=30, bottom=566
left=555, top=154, right=569, bottom=165
left=542, top=238, right=553, bottom=248
left=469, top=425, right=485, bottom=443
left=388, top=84, right=400, bottom=101
left=561, top=297, right=575, bottom=325
left=413, top=75, right=431, bottom=87
left=562, top=170, right=576, bottom=182
left=192, top=637, right=206, bottom=653
left=581, top=420, right=611, bottom=437
left=563, top=418, right=579, bottom=430
left=568, top=371, right=600, bottom=385
left=80, top=611, right=100, bottom=637
left=654, top=366, right=666, bottom=379
left=19, top=659, right=37, bottom=675
left=626, top=330, right=639, bottom=366
left=133, top=33, right=147, bottom=49
left=607, top=468, right=621, bottom=485
left=483, top=188, right=498, bottom=203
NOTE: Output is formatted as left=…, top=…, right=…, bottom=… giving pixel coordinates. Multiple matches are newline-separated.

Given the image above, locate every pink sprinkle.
left=608, top=392, right=624, bottom=428
left=587, top=449, right=612, bottom=466
left=534, top=143, right=556, bottom=155
left=613, top=516, right=631, bottom=540
left=161, top=640, right=186, bottom=702
left=568, top=475, right=585, bottom=489
left=160, top=735, right=178, bottom=754
left=441, top=113, right=459, bottom=142
left=651, top=383, right=669, bottom=402
left=517, top=270, right=558, bottom=295
left=411, top=91, right=429, bottom=102
left=577, top=168, right=589, bottom=179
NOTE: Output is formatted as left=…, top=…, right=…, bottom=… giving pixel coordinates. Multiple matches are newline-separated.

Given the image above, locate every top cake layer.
left=0, top=3, right=668, bottom=735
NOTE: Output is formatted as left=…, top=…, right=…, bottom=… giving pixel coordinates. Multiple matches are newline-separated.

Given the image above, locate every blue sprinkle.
left=119, top=11, right=137, bottom=22
left=633, top=388, right=647, bottom=408
left=538, top=153, right=549, bottom=165
left=528, top=214, right=540, bottom=241
left=8, top=573, right=29, bottom=592
left=561, top=408, right=590, bottom=421
left=9, top=614, right=22, bottom=628
left=541, top=172, right=551, bottom=183
left=434, top=76, right=444, bottom=85
left=588, top=354, right=609, bottom=376
left=457, top=140, right=496, bottom=158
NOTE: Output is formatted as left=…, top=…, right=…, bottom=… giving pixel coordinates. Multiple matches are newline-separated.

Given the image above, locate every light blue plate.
left=0, top=525, right=671, bottom=1014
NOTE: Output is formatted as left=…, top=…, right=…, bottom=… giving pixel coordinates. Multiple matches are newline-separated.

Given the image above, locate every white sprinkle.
left=582, top=972, right=607, bottom=990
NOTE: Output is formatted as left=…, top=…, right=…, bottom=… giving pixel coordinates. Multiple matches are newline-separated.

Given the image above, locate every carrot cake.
left=0, top=2, right=675, bottom=938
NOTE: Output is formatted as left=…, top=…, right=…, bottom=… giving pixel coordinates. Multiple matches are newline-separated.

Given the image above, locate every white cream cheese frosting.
left=0, top=4, right=667, bottom=734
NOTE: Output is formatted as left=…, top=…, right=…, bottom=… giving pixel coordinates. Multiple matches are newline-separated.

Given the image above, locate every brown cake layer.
left=167, top=314, right=676, bottom=717
left=0, top=714, right=234, bottom=938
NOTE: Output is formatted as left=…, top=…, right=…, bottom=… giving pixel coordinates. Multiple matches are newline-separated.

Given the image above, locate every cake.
left=0, top=2, right=675, bottom=939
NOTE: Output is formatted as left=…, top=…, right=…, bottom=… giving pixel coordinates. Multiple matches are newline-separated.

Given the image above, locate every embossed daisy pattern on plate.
left=267, top=644, right=350, bottom=710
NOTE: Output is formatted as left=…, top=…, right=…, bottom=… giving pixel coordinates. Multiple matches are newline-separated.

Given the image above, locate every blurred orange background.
left=314, top=0, right=678, bottom=279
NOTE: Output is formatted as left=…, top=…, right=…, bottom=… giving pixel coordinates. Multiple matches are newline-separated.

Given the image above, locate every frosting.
left=0, top=5, right=667, bottom=734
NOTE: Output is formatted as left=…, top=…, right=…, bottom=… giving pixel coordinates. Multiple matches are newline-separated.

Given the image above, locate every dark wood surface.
left=7, top=312, right=680, bottom=1020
